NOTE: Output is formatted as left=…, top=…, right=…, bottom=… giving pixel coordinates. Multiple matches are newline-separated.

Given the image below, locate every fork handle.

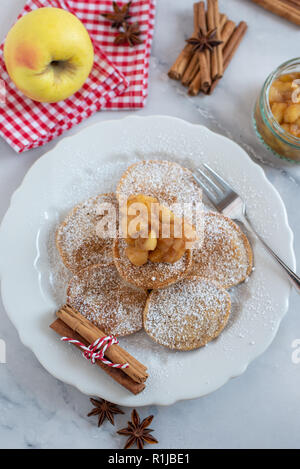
left=238, top=214, right=300, bottom=293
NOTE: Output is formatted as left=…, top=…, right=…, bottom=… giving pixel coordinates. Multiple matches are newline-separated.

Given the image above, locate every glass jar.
left=253, top=58, right=300, bottom=162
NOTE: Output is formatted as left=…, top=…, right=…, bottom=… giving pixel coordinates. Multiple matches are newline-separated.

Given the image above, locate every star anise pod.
left=102, top=1, right=132, bottom=29
left=114, top=22, right=143, bottom=47
left=117, top=409, right=158, bottom=449
left=87, top=398, right=124, bottom=427
left=186, top=28, right=223, bottom=53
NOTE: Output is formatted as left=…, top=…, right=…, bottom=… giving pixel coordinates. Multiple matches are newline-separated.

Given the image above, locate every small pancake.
left=56, top=193, right=118, bottom=273
left=190, top=212, right=253, bottom=289
left=116, top=160, right=204, bottom=248
left=67, top=264, right=147, bottom=337
left=144, top=276, right=231, bottom=351
left=113, top=237, right=192, bottom=290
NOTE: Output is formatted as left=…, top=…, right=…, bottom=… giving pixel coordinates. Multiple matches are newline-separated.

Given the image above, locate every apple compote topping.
left=269, top=73, right=300, bottom=138
left=121, top=194, right=198, bottom=266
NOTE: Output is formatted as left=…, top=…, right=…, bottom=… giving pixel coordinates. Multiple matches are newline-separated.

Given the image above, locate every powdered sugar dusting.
left=41, top=158, right=278, bottom=371
left=56, top=193, right=118, bottom=273
left=190, top=212, right=253, bottom=288
left=144, top=277, right=231, bottom=350
left=67, top=264, right=147, bottom=337
left=117, top=160, right=202, bottom=208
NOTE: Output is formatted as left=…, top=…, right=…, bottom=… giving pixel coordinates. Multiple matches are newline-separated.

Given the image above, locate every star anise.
left=114, top=22, right=143, bottom=47
left=186, top=28, right=223, bottom=53
left=117, top=409, right=158, bottom=449
left=102, top=1, right=132, bottom=29
left=87, top=398, right=124, bottom=427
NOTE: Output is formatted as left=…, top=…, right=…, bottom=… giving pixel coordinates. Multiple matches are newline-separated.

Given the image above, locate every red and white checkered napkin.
left=68, top=0, right=156, bottom=110
left=0, top=0, right=156, bottom=153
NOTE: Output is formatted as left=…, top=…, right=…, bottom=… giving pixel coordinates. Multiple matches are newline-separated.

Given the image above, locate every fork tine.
left=196, top=167, right=224, bottom=195
left=193, top=173, right=218, bottom=207
left=203, top=164, right=234, bottom=193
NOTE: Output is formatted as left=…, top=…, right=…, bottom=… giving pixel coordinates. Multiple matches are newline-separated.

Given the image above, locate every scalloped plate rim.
left=0, top=115, right=296, bottom=406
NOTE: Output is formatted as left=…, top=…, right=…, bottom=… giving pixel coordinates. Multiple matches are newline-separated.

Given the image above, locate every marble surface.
left=0, top=0, right=300, bottom=449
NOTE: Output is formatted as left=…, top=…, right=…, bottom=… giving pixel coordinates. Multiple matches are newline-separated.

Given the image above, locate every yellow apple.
left=4, top=7, right=94, bottom=103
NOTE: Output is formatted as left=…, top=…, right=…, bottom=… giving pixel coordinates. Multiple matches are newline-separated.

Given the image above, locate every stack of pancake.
left=56, top=160, right=252, bottom=351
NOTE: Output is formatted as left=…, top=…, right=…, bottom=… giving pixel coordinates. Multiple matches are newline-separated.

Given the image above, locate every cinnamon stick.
left=188, top=2, right=211, bottom=95
left=214, top=0, right=223, bottom=78
left=286, top=0, right=300, bottom=7
left=181, top=53, right=199, bottom=86
left=188, top=70, right=202, bottom=96
left=55, top=304, right=148, bottom=384
left=198, top=1, right=211, bottom=92
left=168, top=44, right=194, bottom=80
left=223, top=21, right=248, bottom=67
left=209, top=21, right=248, bottom=94
left=171, top=2, right=225, bottom=86
left=184, top=13, right=225, bottom=91
left=188, top=50, right=210, bottom=96
left=207, top=0, right=219, bottom=80
left=183, top=2, right=204, bottom=88
left=168, top=2, right=201, bottom=80
left=181, top=2, right=202, bottom=86
left=251, top=0, right=300, bottom=26
left=219, top=13, right=228, bottom=30
left=193, top=1, right=201, bottom=32
left=50, top=318, right=145, bottom=395
left=287, top=0, right=300, bottom=7
left=221, top=20, right=236, bottom=49
left=169, top=3, right=248, bottom=96
left=188, top=18, right=235, bottom=96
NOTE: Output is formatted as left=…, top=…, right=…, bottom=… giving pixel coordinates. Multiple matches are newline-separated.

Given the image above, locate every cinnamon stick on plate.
left=57, top=304, right=148, bottom=382
left=209, top=21, right=248, bottom=94
left=251, top=0, right=300, bottom=26
left=50, top=318, right=145, bottom=395
left=50, top=304, right=148, bottom=394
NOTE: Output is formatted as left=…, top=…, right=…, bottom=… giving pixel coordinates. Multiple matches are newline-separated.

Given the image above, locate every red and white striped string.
left=61, top=335, right=129, bottom=369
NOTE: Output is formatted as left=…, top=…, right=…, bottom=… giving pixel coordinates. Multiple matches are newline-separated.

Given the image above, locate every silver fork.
left=193, top=164, right=300, bottom=293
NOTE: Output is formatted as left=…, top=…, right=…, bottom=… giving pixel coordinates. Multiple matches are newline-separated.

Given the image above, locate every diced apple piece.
left=284, top=104, right=300, bottom=123
left=271, top=102, right=288, bottom=124
left=125, top=246, right=148, bottom=266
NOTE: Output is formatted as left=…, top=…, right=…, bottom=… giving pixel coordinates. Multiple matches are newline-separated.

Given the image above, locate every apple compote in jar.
left=254, top=58, right=300, bottom=162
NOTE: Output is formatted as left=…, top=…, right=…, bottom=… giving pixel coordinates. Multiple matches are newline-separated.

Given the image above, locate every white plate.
left=0, top=116, right=295, bottom=406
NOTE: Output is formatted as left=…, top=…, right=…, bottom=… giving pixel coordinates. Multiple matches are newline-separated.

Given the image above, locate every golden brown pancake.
left=190, top=212, right=253, bottom=289
left=67, top=264, right=148, bottom=337
left=113, top=237, right=192, bottom=290
left=56, top=193, right=118, bottom=273
left=116, top=160, right=204, bottom=248
left=144, top=276, right=231, bottom=351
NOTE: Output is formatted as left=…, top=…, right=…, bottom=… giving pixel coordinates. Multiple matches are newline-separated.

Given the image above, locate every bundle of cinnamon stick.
left=168, top=0, right=248, bottom=96
left=251, top=0, right=300, bottom=26
left=50, top=304, right=148, bottom=395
